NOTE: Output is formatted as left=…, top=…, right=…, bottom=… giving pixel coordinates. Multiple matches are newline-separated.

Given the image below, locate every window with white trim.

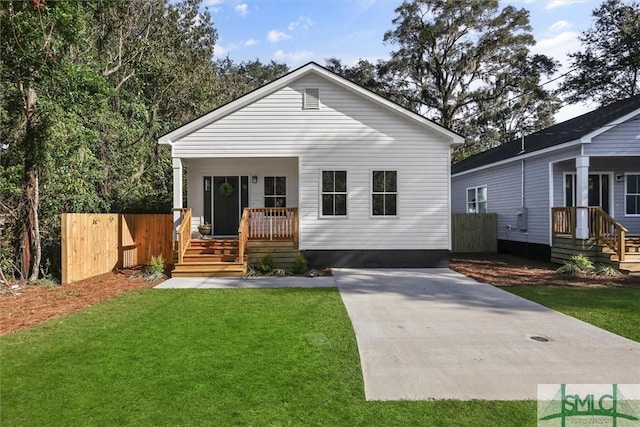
left=626, top=174, right=640, bottom=215
left=467, top=186, right=487, bottom=213
left=321, top=171, right=347, bottom=216
left=372, top=171, right=397, bottom=216
left=264, top=176, right=286, bottom=207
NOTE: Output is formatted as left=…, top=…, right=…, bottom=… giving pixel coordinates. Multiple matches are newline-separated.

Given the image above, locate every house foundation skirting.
left=302, top=249, right=449, bottom=269
left=497, top=240, right=551, bottom=262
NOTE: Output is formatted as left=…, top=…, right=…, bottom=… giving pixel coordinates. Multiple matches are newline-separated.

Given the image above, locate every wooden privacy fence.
left=61, top=213, right=173, bottom=284
left=451, top=213, right=497, bottom=253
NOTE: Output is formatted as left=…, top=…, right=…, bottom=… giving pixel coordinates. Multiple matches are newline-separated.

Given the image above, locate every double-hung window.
left=321, top=171, right=347, bottom=216
left=467, top=186, right=487, bottom=213
left=372, top=171, right=397, bottom=216
left=264, top=176, right=286, bottom=207
left=626, top=174, right=640, bottom=215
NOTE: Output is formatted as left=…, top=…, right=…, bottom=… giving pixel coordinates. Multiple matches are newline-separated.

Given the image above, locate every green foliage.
left=258, top=252, right=275, bottom=274
left=267, top=268, right=290, bottom=277
left=292, top=252, right=309, bottom=275
left=556, top=253, right=594, bottom=275
left=1, top=0, right=287, bottom=281
left=594, top=264, right=622, bottom=277
left=144, top=255, right=167, bottom=281
left=382, top=0, right=560, bottom=161
left=558, top=0, right=640, bottom=105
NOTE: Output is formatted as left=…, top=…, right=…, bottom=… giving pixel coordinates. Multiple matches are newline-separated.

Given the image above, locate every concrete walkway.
left=334, top=268, right=640, bottom=401
left=155, top=275, right=337, bottom=289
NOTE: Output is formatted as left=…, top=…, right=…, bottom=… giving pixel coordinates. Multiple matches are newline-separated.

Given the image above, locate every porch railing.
left=551, top=206, right=628, bottom=261
left=173, top=208, right=191, bottom=264
left=242, top=207, right=299, bottom=242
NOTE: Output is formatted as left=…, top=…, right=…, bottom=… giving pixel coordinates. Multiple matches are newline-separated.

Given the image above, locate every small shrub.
left=594, top=264, right=621, bottom=276
left=258, top=252, right=275, bottom=274
left=556, top=253, right=595, bottom=275
left=144, top=255, right=167, bottom=281
left=244, top=263, right=260, bottom=277
left=267, top=268, right=289, bottom=277
left=292, top=252, right=309, bottom=275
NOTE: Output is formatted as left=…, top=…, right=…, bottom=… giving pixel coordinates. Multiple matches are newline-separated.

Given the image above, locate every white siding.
left=173, top=75, right=452, bottom=250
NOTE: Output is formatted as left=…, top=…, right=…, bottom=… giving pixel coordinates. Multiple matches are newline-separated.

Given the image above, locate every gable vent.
left=303, top=88, right=320, bottom=109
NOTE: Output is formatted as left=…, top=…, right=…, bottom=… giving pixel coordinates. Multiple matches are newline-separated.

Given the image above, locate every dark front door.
left=213, top=176, right=240, bottom=235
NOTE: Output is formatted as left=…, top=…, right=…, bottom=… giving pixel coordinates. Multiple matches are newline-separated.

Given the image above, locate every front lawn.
left=1, top=288, right=534, bottom=426
left=504, top=286, right=640, bottom=342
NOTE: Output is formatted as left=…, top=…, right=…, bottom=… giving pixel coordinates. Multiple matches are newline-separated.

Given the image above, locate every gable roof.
left=452, top=94, right=640, bottom=175
left=158, top=62, right=464, bottom=146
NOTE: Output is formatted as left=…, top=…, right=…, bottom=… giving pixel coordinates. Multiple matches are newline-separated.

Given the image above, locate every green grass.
left=504, top=286, right=640, bottom=342
left=1, top=288, right=535, bottom=426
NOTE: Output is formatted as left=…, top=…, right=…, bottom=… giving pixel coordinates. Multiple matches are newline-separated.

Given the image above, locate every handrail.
left=551, top=206, right=628, bottom=261
left=172, top=208, right=191, bottom=264
left=590, top=206, right=628, bottom=262
left=237, top=208, right=249, bottom=263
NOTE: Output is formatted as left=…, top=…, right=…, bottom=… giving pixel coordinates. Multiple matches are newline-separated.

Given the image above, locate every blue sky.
left=203, top=0, right=605, bottom=121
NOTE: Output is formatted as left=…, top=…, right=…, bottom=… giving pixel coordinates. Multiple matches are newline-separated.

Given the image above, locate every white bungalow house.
left=451, top=95, right=640, bottom=273
left=158, top=62, right=464, bottom=276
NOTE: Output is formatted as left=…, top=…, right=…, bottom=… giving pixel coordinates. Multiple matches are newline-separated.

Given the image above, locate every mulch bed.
left=449, top=253, right=640, bottom=288
left=0, top=268, right=160, bottom=336
left=1, top=254, right=638, bottom=336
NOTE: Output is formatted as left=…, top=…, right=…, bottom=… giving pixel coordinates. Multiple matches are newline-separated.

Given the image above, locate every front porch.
left=172, top=207, right=299, bottom=277
left=551, top=207, right=640, bottom=273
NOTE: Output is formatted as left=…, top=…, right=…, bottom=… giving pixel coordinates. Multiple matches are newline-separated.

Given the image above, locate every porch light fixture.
left=251, top=176, right=258, bottom=184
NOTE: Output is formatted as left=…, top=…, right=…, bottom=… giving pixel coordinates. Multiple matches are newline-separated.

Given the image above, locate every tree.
left=381, top=0, right=560, bottom=159
left=558, top=0, right=640, bottom=105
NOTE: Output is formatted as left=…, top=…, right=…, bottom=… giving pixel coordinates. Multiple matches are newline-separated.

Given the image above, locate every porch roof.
left=452, top=94, right=640, bottom=175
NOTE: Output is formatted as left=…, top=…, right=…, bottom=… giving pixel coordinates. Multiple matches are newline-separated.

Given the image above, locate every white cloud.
left=202, top=0, right=224, bottom=11
left=244, top=38, right=257, bottom=47
left=531, top=31, right=580, bottom=69
left=555, top=101, right=597, bottom=122
left=267, top=30, right=291, bottom=43
left=214, top=44, right=229, bottom=56
left=288, top=16, right=314, bottom=32
left=546, top=0, right=587, bottom=10
left=273, top=50, right=313, bottom=64
left=549, top=20, right=572, bottom=32
left=235, top=3, right=248, bottom=16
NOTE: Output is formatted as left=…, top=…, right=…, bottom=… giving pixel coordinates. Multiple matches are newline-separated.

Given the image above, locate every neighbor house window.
left=467, top=186, right=487, bottom=213
left=626, top=174, right=640, bottom=215
left=372, top=171, right=397, bottom=216
left=264, top=176, right=286, bottom=207
left=321, top=171, right=347, bottom=216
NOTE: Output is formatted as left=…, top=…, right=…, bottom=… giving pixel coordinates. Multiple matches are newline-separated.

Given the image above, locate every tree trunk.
left=22, top=85, right=41, bottom=281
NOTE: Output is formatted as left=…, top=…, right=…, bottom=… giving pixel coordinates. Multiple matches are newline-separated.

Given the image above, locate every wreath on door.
left=219, top=181, right=234, bottom=197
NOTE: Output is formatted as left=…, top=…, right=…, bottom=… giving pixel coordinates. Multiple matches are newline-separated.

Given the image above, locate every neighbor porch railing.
left=552, top=206, right=628, bottom=262
left=173, top=208, right=191, bottom=264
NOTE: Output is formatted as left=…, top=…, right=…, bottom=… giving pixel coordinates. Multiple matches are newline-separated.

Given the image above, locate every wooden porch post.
left=575, top=156, right=590, bottom=239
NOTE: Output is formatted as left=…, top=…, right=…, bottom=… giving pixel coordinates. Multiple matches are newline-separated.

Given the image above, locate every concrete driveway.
left=334, top=268, right=640, bottom=401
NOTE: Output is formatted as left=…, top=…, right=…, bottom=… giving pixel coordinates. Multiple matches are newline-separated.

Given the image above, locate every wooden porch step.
left=182, top=254, right=237, bottom=263
left=185, top=247, right=238, bottom=256
left=171, top=262, right=245, bottom=277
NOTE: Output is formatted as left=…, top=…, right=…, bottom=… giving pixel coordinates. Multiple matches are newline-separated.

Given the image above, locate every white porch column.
left=575, top=156, right=590, bottom=239
left=172, top=158, right=183, bottom=239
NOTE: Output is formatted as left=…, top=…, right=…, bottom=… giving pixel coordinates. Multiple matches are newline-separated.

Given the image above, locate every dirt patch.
left=0, top=268, right=161, bottom=336
left=450, top=253, right=640, bottom=288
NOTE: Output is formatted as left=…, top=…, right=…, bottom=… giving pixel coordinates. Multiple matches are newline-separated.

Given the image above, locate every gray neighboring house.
left=451, top=95, right=640, bottom=271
